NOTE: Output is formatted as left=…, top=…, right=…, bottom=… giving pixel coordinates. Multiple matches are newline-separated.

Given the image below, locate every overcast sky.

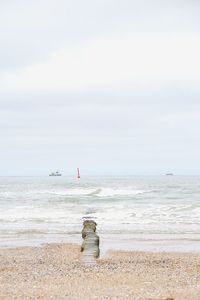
left=1, top=0, right=200, bottom=175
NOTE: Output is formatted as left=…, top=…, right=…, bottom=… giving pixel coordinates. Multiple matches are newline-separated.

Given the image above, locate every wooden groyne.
left=81, top=220, right=100, bottom=264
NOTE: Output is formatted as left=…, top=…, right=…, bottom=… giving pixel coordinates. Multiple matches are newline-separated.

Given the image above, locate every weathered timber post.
left=81, top=220, right=100, bottom=263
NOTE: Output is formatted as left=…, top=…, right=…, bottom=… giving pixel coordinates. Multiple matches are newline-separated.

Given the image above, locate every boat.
left=165, top=173, right=174, bottom=176
left=49, top=170, right=62, bottom=176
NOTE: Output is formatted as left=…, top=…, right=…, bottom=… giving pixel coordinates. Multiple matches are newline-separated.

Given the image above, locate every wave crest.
left=51, top=188, right=147, bottom=197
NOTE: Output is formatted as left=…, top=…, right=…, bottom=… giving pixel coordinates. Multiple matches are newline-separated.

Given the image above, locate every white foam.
left=45, top=188, right=147, bottom=197
left=97, top=188, right=146, bottom=197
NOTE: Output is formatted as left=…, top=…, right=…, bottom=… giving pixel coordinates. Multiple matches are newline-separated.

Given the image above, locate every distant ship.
left=165, top=173, right=174, bottom=176
left=49, top=170, right=62, bottom=176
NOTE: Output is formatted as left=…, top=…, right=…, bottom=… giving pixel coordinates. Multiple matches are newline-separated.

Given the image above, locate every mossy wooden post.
left=81, top=220, right=100, bottom=263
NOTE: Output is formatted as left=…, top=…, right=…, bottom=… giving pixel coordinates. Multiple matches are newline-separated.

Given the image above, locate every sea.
left=1, top=176, right=200, bottom=253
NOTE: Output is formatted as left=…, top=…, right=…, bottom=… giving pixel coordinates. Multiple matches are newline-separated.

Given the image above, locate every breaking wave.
left=48, top=188, right=148, bottom=197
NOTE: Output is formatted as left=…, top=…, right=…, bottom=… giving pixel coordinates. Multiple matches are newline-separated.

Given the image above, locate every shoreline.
left=1, top=233, right=200, bottom=255
left=1, top=242, right=200, bottom=299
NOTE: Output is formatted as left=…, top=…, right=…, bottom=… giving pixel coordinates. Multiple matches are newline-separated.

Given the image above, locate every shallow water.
left=1, top=176, right=200, bottom=252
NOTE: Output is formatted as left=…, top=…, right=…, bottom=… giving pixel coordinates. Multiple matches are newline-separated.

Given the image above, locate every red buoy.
left=77, top=168, right=80, bottom=179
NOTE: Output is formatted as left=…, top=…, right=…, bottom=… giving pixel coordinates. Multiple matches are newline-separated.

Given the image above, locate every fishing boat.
left=49, top=170, right=62, bottom=176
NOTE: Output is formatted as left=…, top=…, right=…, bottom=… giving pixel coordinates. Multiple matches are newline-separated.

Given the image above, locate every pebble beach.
left=1, top=243, right=200, bottom=300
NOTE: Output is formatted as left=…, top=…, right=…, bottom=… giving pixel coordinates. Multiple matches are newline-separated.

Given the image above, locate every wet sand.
left=0, top=243, right=200, bottom=299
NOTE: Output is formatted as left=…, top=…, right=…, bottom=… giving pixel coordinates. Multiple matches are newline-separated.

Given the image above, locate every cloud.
left=1, top=0, right=200, bottom=174
left=1, top=34, right=200, bottom=92
left=0, top=0, right=200, bottom=70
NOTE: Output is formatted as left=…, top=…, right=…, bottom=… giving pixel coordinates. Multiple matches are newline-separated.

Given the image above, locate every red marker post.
left=77, top=168, right=80, bottom=179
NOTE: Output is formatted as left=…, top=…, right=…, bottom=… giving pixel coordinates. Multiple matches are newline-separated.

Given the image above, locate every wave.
left=94, top=188, right=146, bottom=197
left=46, top=188, right=148, bottom=197
left=0, top=187, right=153, bottom=199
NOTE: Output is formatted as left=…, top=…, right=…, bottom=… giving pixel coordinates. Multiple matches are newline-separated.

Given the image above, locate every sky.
left=0, top=0, right=200, bottom=175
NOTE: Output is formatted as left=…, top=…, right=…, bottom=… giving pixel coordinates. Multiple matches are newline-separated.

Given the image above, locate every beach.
left=1, top=243, right=200, bottom=300
left=1, top=176, right=200, bottom=299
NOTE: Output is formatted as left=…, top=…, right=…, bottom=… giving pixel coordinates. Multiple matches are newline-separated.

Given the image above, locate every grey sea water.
left=1, top=176, right=200, bottom=252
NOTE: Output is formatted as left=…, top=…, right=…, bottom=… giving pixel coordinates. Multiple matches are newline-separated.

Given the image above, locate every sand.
left=0, top=243, right=200, bottom=300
